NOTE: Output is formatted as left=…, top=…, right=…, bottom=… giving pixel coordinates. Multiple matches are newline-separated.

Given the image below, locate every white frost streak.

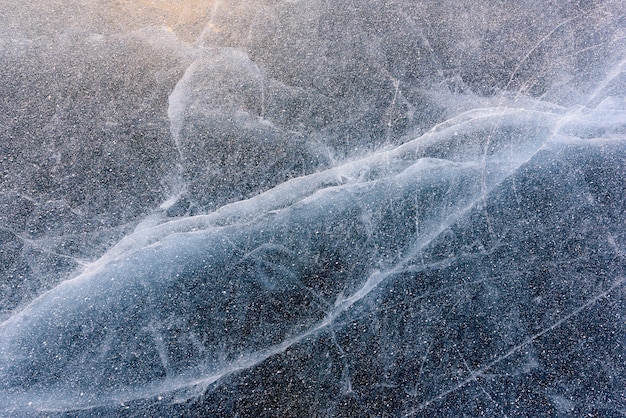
left=1, top=98, right=624, bottom=412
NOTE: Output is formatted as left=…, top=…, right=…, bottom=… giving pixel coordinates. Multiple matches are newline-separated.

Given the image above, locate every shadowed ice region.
left=0, top=0, right=625, bottom=416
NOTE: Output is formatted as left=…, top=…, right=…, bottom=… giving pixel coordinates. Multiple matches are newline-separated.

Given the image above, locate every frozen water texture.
left=0, top=1, right=625, bottom=416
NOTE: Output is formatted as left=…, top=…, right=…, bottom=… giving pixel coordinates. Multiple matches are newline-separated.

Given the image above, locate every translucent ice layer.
left=1, top=97, right=625, bottom=413
left=0, top=1, right=625, bottom=416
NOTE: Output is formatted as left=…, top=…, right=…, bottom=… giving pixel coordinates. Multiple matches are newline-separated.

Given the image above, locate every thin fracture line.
left=403, top=276, right=626, bottom=416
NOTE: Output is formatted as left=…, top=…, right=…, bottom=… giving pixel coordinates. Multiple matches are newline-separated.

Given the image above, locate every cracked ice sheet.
left=1, top=99, right=625, bottom=415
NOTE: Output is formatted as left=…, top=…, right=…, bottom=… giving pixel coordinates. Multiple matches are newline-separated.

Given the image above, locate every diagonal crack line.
left=403, top=275, right=626, bottom=416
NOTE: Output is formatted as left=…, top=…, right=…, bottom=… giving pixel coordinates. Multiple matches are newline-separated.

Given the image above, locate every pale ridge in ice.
left=1, top=95, right=624, bottom=412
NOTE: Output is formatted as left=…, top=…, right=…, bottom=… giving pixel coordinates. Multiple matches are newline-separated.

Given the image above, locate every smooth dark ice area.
left=0, top=1, right=625, bottom=416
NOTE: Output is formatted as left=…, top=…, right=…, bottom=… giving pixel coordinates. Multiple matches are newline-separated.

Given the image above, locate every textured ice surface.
left=0, top=1, right=625, bottom=416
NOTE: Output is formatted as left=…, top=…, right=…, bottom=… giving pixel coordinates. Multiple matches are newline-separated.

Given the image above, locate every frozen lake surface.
left=1, top=1, right=625, bottom=416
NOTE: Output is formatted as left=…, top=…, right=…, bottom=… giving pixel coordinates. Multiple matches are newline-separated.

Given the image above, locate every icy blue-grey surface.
left=0, top=1, right=625, bottom=416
